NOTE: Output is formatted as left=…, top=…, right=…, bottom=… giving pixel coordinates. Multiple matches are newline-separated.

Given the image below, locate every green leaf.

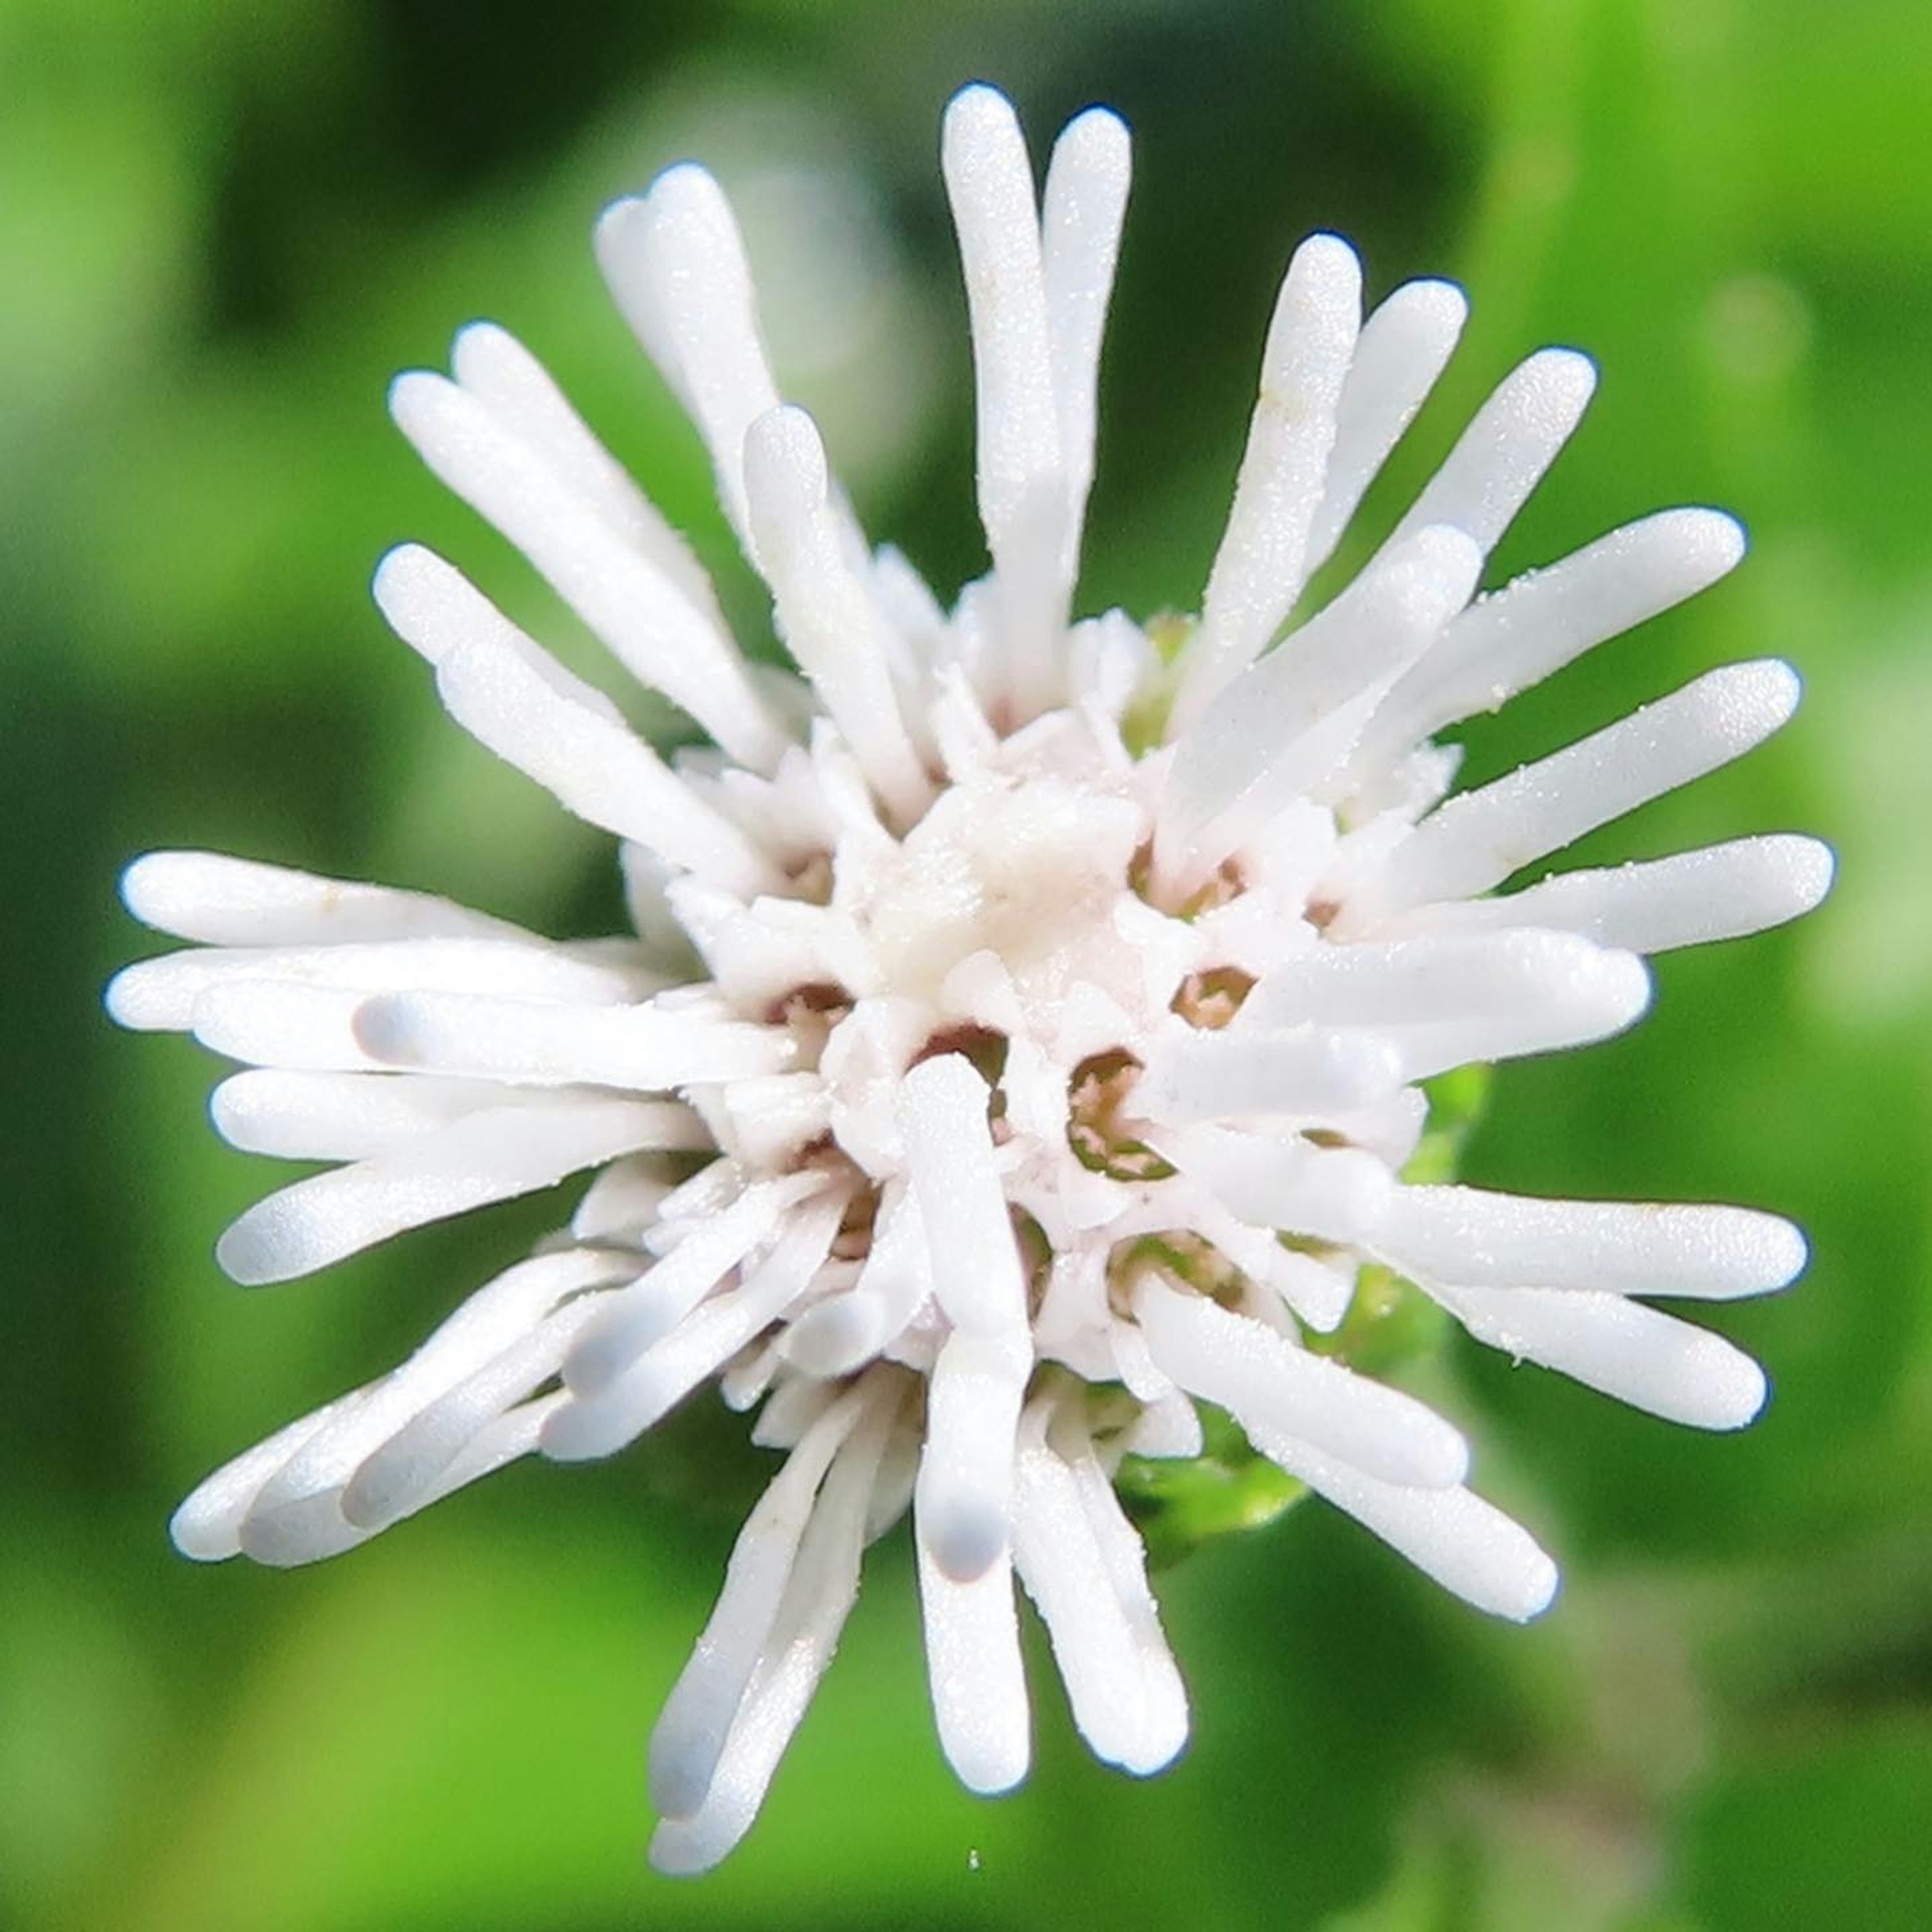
left=1116, top=1402, right=1309, bottom=1570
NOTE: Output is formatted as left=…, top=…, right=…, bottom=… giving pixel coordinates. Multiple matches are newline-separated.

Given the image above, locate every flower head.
left=111, top=84, right=1828, bottom=1873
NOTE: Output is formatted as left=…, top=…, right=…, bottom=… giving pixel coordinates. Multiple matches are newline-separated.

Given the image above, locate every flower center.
left=850, top=763, right=1148, bottom=1014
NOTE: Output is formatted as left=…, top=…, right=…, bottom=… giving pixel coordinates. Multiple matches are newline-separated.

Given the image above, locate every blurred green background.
left=7, top=0, right=1930, bottom=1926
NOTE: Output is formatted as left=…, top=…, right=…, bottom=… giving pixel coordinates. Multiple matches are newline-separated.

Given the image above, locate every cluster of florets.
left=111, top=85, right=1825, bottom=1873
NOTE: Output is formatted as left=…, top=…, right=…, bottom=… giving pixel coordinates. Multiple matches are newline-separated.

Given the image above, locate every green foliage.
left=1117, top=1401, right=1310, bottom=1570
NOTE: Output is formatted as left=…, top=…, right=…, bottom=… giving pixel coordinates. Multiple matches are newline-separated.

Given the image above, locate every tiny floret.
left=112, top=85, right=1828, bottom=1874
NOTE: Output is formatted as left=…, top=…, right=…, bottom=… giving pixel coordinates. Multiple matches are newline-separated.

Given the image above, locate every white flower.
left=111, top=84, right=1829, bottom=1874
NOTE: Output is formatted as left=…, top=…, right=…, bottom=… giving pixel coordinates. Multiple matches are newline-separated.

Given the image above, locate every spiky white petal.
left=121, top=849, right=532, bottom=948
left=1172, top=232, right=1363, bottom=732
left=1341, top=659, right=1802, bottom=925
left=1383, top=346, right=1595, bottom=560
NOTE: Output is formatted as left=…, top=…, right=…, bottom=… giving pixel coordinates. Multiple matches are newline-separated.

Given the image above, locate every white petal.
left=648, top=1377, right=878, bottom=1821
left=649, top=1379, right=897, bottom=1873
left=1351, top=508, right=1747, bottom=776
left=448, top=319, right=723, bottom=621
left=1437, top=1282, right=1768, bottom=1428
left=1115, top=1385, right=1205, bottom=1460
left=1357, top=660, right=1803, bottom=918
left=341, top=1295, right=607, bottom=1528
left=107, top=933, right=645, bottom=1032
left=1013, top=1430, right=1145, bottom=1771
left=570, top=1154, right=681, bottom=1244
left=619, top=842, right=704, bottom=973
left=1250, top=1426, right=1561, bottom=1622
left=387, top=374, right=783, bottom=771
left=1151, top=1124, right=1393, bottom=1247
left=214, top=1098, right=685, bottom=1284
left=552, top=1177, right=825, bottom=1418
left=1382, top=346, right=1595, bottom=559
left=595, top=165, right=780, bottom=556
left=915, top=1325, right=1032, bottom=1582
left=1157, top=525, right=1481, bottom=886
left=372, top=547, right=782, bottom=895
left=1012, top=1403, right=1184, bottom=1775
left=742, top=407, right=933, bottom=823
left=210, top=1068, right=669, bottom=1162
left=1376, top=1185, right=1807, bottom=1299
left=119, top=850, right=528, bottom=948
left=942, top=83, right=1070, bottom=706
left=192, top=981, right=384, bottom=1072
left=1066, top=1448, right=1189, bottom=1772
left=1303, top=277, right=1467, bottom=573
left=1134, top=1274, right=1468, bottom=1489
left=1172, top=232, right=1362, bottom=733
left=171, top=1399, right=353, bottom=1561
left=895, top=1053, right=1028, bottom=1334
left=1040, top=105, right=1131, bottom=547
left=749, top=1372, right=842, bottom=1451
left=178, top=1247, right=633, bottom=1560
left=1136, top=1023, right=1404, bottom=1123
left=781, top=1181, right=931, bottom=1378
left=1375, top=945, right=1651, bottom=1080
left=352, top=987, right=793, bottom=1089
left=1239, top=926, right=1639, bottom=1036
left=1180, top=1198, right=1358, bottom=1332
left=1394, top=834, right=1835, bottom=955
left=915, top=1504, right=1030, bottom=1795
left=557, top=1188, right=844, bottom=1442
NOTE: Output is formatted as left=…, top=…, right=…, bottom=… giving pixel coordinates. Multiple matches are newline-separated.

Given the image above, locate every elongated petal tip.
left=338, top=1467, right=400, bottom=1533
left=918, top=1483, right=1010, bottom=1584
left=589, top=192, right=647, bottom=275
left=1388, top=523, right=1485, bottom=623
left=1727, top=657, right=1804, bottom=732
left=742, top=404, right=828, bottom=516
left=1392, top=275, right=1469, bottom=333
left=385, top=366, right=448, bottom=436
left=350, top=993, right=420, bottom=1067
left=234, top=1496, right=353, bottom=1568
left=1521, top=344, right=1599, bottom=417
left=214, top=1198, right=316, bottom=1286
left=169, top=1492, right=240, bottom=1563
left=649, top=1726, right=716, bottom=1824
left=1744, top=1212, right=1809, bottom=1292
left=949, top=1724, right=1030, bottom=1796
left=1406, top=520, right=1486, bottom=582
left=1777, top=834, right=1836, bottom=916
left=1291, top=229, right=1365, bottom=287
left=370, top=542, right=464, bottom=665
left=538, top=1392, right=637, bottom=1463
left=1671, top=505, right=1748, bottom=576
left=1055, top=102, right=1132, bottom=163
left=560, top=1305, right=657, bottom=1400
left=101, top=961, right=163, bottom=1030
left=646, top=1824, right=715, bottom=1881
left=782, top=1296, right=884, bottom=1379
left=206, top=1075, right=260, bottom=1149
left=1415, top=1420, right=1473, bottom=1492
left=118, top=850, right=196, bottom=931
left=1588, top=943, right=1655, bottom=1030
left=643, top=158, right=729, bottom=217
left=1617, top=1320, right=1769, bottom=1429
left=1709, top=1353, right=1771, bottom=1430
left=943, top=80, right=1020, bottom=145
left=1508, top=1550, right=1562, bottom=1623
left=448, top=317, right=516, bottom=385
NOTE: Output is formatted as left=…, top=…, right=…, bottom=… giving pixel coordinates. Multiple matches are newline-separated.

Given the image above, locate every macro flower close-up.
left=106, top=76, right=1831, bottom=1878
